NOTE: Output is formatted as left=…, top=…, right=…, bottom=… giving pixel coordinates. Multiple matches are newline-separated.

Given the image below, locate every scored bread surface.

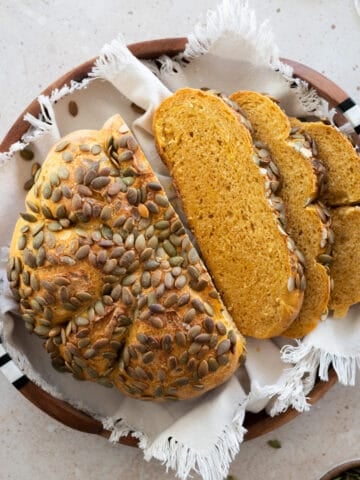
left=153, top=88, right=304, bottom=339
left=8, top=114, right=246, bottom=401
left=231, top=91, right=331, bottom=338
left=291, top=118, right=360, bottom=317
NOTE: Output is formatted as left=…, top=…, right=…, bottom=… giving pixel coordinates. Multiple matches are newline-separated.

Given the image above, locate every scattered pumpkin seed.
left=267, top=439, right=282, bottom=449
left=23, top=178, right=34, bottom=191
left=68, top=100, right=78, bottom=117
left=20, top=148, right=34, bottom=160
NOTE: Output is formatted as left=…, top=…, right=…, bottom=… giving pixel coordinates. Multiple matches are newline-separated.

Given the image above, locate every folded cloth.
left=1, top=1, right=359, bottom=479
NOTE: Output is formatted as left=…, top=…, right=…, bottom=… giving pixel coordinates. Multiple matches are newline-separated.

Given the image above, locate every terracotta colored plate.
left=319, top=459, right=360, bottom=480
left=0, top=37, right=343, bottom=447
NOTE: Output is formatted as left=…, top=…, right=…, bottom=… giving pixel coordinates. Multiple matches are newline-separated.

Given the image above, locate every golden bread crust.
left=290, top=118, right=360, bottom=206
left=8, top=114, right=245, bottom=401
left=231, top=91, right=331, bottom=338
left=328, top=206, right=360, bottom=317
left=153, top=88, right=304, bottom=339
left=290, top=118, right=360, bottom=318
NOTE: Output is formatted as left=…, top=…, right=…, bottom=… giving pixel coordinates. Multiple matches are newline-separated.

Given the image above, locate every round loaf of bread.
left=8, top=114, right=245, bottom=401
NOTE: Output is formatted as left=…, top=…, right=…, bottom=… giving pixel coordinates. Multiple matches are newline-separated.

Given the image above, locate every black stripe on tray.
left=355, top=125, right=360, bottom=134
left=0, top=338, right=29, bottom=388
left=338, top=97, right=356, bottom=112
left=13, top=376, right=29, bottom=390
left=0, top=353, right=11, bottom=367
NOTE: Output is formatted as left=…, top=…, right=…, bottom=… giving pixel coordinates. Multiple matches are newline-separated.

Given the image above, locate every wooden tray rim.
left=0, top=37, right=342, bottom=447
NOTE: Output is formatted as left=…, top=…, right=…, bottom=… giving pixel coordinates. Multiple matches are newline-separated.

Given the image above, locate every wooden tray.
left=0, top=37, right=345, bottom=446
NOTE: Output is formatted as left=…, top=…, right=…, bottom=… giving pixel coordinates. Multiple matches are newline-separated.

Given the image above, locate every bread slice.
left=290, top=119, right=360, bottom=317
left=8, top=114, right=246, bottom=401
left=290, top=118, right=360, bottom=206
left=328, top=206, right=360, bottom=317
left=153, top=88, right=304, bottom=339
left=230, top=91, right=331, bottom=338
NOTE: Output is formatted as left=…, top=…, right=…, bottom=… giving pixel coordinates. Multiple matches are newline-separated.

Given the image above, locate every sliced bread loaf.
left=290, top=118, right=360, bottom=206
left=328, top=206, right=360, bottom=317
left=290, top=119, right=360, bottom=317
left=153, top=88, right=304, bottom=339
left=230, top=91, right=331, bottom=338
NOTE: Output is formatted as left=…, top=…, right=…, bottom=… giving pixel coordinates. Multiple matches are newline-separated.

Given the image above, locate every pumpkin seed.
left=93, top=338, right=108, bottom=349
left=55, top=205, right=67, bottom=219
left=48, top=221, right=62, bottom=232
left=318, top=254, right=333, bottom=265
left=178, top=293, right=190, bottom=306
left=84, top=169, right=97, bottom=186
left=62, top=151, right=73, bottom=162
left=94, top=300, right=105, bottom=315
left=59, top=255, right=75, bottom=265
left=20, top=148, right=34, bottom=160
left=20, top=212, right=37, bottom=222
left=68, top=100, right=78, bottom=116
left=175, top=275, right=187, bottom=289
left=34, top=325, right=50, bottom=336
left=154, top=194, right=169, bottom=207
left=79, top=144, right=90, bottom=152
left=138, top=203, right=149, bottom=218
left=188, top=342, right=201, bottom=355
left=119, top=150, right=133, bottom=162
left=100, top=205, right=112, bottom=221
left=145, top=181, right=161, bottom=192
left=184, top=308, right=196, bottom=324
left=188, top=247, right=199, bottom=264
left=36, top=247, right=46, bottom=266
left=208, top=357, right=219, bottom=372
left=218, top=354, right=229, bottom=365
left=215, top=322, right=226, bottom=336
left=173, top=332, right=186, bottom=348
left=75, top=317, right=90, bottom=327
left=217, top=339, right=231, bottom=356
left=23, top=249, right=37, bottom=268
left=55, top=140, right=70, bottom=152
left=195, top=333, right=211, bottom=344
left=150, top=316, right=164, bottom=329
left=142, top=352, right=154, bottom=364
left=18, top=235, right=27, bottom=250
left=287, top=276, right=295, bottom=292
left=198, top=359, right=209, bottom=378
left=76, top=245, right=90, bottom=260
left=169, top=256, right=184, bottom=267
left=107, top=182, right=122, bottom=196
left=84, top=348, right=96, bottom=359
left=50, top=187, right=62, bottom=203
left=91, top=176, right=110, bottom=189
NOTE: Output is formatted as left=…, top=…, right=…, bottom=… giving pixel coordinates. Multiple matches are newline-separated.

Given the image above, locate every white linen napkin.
left=1, top=1, right=359, bottom=479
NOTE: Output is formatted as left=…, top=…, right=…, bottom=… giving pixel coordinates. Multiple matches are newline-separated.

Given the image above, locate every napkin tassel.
left=91, top=34, right=134, bottom=80
left=281, top=341, right=360, bottom=387
left=143, top=402, right=246, bottom=480
left=102, top=416, right=146, bottom=445
left=0, top=79, right=89, bottom=169
left=149, top=0, right=332, bottom=123
left=247, top=370, right=311, bottom=418
left=23, top=95, right=57, bottom=133
left=179, top=0, right=279, bottom=67
left=0, top=96, right=56, bottom=169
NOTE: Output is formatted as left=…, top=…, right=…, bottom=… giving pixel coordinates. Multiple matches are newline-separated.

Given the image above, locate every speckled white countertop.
left=1, top=1, right=360, bottom=479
